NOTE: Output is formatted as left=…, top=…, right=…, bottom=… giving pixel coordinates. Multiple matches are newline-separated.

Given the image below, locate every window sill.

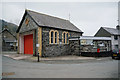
left=49, top=43, right=59, bottom=45
left=62, top=43, right=69, bottom=45
left=49, top=43, right=69, bottom=45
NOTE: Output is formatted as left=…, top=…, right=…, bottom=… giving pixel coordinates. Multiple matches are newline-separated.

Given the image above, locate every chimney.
left=116, top=25, right=120, bottom=30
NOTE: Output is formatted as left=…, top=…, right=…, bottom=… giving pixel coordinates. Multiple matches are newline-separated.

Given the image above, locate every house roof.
left=17, top=10, right=83, bottom=33
left=1, top=28, right=16, bottom=38
left=1, top=28, right=17, bottom=42
left=102, top=27, right=120, bottom=35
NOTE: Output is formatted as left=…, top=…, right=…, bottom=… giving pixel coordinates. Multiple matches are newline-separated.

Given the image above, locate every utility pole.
left=69, top=13, right=70, bottom=21
left=25, top=0, right=27, bottom=10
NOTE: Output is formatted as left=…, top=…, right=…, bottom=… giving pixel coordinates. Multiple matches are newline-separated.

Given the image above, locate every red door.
left=24, top=34, right=33, bottom=54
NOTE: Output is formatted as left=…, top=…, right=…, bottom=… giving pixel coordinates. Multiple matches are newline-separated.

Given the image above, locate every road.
left=2, top=56, right=119, bottom=78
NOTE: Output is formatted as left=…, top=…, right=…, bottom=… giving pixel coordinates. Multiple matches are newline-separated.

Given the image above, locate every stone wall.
left=69, top=40, right=80, bottom=56
left=19, top=14, right=38, bottom=33
left=42, top=27, right=82, bottom=57
left=80, top=45, right=95, bottom=52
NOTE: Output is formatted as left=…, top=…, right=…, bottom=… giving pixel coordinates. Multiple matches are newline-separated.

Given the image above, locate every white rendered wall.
left=111, top=36, right=119, bottom=50
left=19, top=35, right=24, bottom=54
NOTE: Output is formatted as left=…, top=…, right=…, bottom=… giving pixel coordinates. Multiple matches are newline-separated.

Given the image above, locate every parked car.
left=111, top=49, right=120, bottom=59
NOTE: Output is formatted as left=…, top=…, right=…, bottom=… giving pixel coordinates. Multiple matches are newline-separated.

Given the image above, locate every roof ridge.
left=102, top=27, right=116, bottom=30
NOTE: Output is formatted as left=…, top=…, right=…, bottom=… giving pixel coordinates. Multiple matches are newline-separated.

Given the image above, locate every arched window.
left=49, top=30, right=54, bottom=44
left=62, top=32, right=69, bottom=44
left=49, top=30, right=59, bottom=44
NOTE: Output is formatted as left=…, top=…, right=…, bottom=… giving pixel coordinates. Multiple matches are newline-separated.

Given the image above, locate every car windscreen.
left=113, top=49, right=119, bottom=53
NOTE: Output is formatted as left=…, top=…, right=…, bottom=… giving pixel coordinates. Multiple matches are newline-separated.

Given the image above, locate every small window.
left=51, top=31, right=54, bottom=43
left=115, top=45, right=118, bottom=49
left=25, top=18, right=29, bottom=26
left=55, top=32, right=57, bottom=43
left=114, top=35, right=118, bottom=40
left=63, top=33, right=65, bottom=43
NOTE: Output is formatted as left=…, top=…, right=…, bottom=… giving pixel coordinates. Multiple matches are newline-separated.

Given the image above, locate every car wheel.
left=118, top=57, right=120, bottom=60
left=112, top=57, right=115, bottom=59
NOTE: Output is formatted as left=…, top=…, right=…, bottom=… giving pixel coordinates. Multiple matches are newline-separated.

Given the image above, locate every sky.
left=0, top=0, right=119, bottom=36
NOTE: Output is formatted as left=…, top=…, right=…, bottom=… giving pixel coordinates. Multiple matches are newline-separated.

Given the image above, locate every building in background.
left=1, top=28, right=17, bottom=51
left=94, top=26, right=120, bottom=50
left=16, top=9, right=83, bottom=57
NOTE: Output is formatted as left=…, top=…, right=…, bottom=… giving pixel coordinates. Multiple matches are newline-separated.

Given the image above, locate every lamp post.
left=36, top=44, right=40, bottom=62
left=37, top=53, right=39, bottom=62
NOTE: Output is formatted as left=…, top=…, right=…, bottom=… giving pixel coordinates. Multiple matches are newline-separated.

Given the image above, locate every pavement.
left=3, top=53, right=32, bottom=60
left=2, top=53, right=114, bottom=64
left=3, top=53, right=96, bottom=61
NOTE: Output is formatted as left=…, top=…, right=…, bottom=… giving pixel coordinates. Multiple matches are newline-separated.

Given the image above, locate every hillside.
left=0, top=19, right=18, bottom=36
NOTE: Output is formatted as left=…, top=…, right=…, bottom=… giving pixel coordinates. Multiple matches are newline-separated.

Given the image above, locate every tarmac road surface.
left=2, top=56, right=119, bottom=78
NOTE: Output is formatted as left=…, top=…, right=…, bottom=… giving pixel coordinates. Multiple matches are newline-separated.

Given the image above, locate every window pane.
left=114, top=35, right=118, bottom=40
left=51, top=31, right=53, bottom=43
left=55, top=32, right=57, bottom=43
left=67, top=33, right=68, bottom=43
left=51, top=32, right=53, bottom=37
left=64, top=33, right=65, bottom=43
left=51, top=38, right=53, bottom=43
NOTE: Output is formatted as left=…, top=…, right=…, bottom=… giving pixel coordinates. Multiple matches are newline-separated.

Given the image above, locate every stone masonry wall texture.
left=69, top=40, right=80, bottom=56
left=42, top=27, right=82, bottom=57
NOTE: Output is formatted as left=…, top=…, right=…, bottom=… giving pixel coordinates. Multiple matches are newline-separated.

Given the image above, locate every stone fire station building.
left=16, top=10, right=83, bottom=57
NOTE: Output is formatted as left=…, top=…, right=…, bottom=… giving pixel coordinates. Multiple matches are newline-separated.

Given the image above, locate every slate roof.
left=21, top=10, right=83, bottom=33
left=1, top=28, right=16, bottom=38
left=102, top=27, right=120, bottom=35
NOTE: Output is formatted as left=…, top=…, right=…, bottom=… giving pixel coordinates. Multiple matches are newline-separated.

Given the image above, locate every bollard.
left=38, top=53, right=40, bottom=62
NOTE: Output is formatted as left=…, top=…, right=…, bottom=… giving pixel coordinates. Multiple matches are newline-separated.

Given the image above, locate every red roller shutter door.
left=24, top=34, right=33, bottom=54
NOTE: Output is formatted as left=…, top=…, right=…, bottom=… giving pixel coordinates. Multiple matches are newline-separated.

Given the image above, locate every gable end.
left=94, top=27, right=111, bottom=37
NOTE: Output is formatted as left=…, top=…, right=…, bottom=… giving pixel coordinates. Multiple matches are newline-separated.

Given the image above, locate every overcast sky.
left=0, top=1, right=119, bottom=36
